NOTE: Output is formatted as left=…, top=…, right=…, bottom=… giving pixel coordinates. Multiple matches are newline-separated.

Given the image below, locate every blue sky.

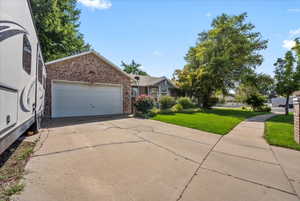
left=77, top=0, right=300, bottom=78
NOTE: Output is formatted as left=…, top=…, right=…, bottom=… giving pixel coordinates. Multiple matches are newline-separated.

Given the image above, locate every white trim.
left=51, top=79, right=122, bottom=87
left=45, top=51, right=133, bottom=80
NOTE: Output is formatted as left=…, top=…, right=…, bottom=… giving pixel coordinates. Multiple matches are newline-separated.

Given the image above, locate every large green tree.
left=175, top=13, right=267, bottom=108
left=274, top=51, right=300, bottom=115
left=121, top=60, right=147, bottom=75
left=31, top=0, right=90, bottom=62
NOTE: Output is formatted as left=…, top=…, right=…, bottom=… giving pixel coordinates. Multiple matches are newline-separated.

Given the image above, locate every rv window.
left=38, top=55, right=43, bottom=84
left=23, top=35, right=31, bottom=75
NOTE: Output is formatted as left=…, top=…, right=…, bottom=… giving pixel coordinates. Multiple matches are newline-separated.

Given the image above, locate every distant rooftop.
left=129, top=74, right=167, bottom=87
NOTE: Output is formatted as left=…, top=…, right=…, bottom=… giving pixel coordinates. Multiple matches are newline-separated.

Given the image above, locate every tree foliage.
left=174, top=13, right=267, bottom=108
left=245, top=93, right=266, bottom=111
left=121, top=60, right=147, bottom=75
left=31, top=0, right=91, bottom=62
left=274, top=50, right=300, bottom=115
left=293, top=38, right=300, bottom=57
left=236, top=71, right=275, bottom=102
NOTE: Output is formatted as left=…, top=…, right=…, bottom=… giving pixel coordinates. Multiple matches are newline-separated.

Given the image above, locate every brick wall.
left=294, top=96, right=300, bottom=144
left=45, top=52, right=132, bottom=117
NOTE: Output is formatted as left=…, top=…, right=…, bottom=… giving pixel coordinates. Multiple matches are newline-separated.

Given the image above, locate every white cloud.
left=78, top=0, right=112, bottom=10
left=153, top=50, right=163, bottom=56
left=289, top=28, right=300, bottom=37
left=288, top=8, right=300, bottom=12
left=282, top=40, right=296, bottom=49
left=206, top=12, right=212, bottom=17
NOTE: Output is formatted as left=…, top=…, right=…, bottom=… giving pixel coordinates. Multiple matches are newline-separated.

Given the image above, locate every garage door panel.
left=52, top=82, right=123, bottom=118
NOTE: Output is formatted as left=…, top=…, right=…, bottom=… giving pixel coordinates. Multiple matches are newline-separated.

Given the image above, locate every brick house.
left=45, top=51, right=132, bottom=118
left=129, top=74, right=177, bottom=101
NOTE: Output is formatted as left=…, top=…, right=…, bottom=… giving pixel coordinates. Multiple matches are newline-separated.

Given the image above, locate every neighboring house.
left=45, top=51, right=132, bottom=118
left=129, top=74, right=177, bottom=100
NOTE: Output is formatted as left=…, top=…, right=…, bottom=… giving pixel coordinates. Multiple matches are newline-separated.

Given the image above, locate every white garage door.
left=52, top=82, right=123, bottom=118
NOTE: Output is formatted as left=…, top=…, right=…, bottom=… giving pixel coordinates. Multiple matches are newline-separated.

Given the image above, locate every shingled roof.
left=129, top=74, right=176, bottom=87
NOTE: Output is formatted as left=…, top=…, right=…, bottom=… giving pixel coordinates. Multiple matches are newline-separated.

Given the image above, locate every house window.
left=132, top=87, right=138, bottom=97
left=38, top=53, right=43, bottom=84
left=23, top=35, right=31, bottom=75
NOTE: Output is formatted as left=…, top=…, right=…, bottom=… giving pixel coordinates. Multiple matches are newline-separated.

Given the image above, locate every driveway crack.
left=33, top=140, right=145, bottom=157
left=176, top=134, right=224, bottom=201
left=270, top=146, right=300, bottom=199
left=107, top=122, right=202, bottom=164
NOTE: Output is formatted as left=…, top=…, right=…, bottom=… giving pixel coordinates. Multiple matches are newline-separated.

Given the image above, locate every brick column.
left=294, top=95, right=300, bottom=144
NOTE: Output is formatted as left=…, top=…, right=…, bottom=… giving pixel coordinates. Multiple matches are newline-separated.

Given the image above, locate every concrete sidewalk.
left=13, top=115, right=300, bottom=201
left=181, top=114, right=299, bottom=201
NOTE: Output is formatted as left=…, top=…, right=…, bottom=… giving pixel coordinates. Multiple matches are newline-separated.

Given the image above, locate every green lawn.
left=152, top=108, right=268, bottom=135
left=265, top=114, right=300, bottom=151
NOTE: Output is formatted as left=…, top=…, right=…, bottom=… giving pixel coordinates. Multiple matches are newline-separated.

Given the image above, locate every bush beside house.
left=177, top=97, right=194, bottom=109
left=134, top=95, right=154, bottom=114
left=159, top=96, right=176, bottom=109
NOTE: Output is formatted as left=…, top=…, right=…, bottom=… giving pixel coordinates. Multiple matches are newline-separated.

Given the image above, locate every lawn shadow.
left=266, top=114, right=294, bottom=125
left=203, top=108, right=268, bottom=119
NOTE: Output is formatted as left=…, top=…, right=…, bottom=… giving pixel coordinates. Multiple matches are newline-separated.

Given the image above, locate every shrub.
left=171, top=103, right=183, bottom=112
left=256, top=105, right=271, bottom=112
left=241, top=106, right=251, bottom=111
left=245, top=93, right=266, bottom=111
left=134, top=95, right=154, bottom=113
left=159, top=95, right=176, bottom=109
left=177, top=97, right=194, bottom=109
left=147, top=107, right=160, bottom=117
left=150, top=107, right=160, bottom=114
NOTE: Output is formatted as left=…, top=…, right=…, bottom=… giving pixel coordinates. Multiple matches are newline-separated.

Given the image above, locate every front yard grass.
left=0, top=139, right=36, bottom=201
left=265, top=114, right=300, bottom=151
left=152, top=108, right=268, bottom=135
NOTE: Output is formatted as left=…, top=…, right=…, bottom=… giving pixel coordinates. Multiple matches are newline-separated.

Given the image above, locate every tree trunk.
left=285, top=95, right=290, bottom=115
left=197, top=96, right=201, bottom=107
left=202, top=96, right=210, bottom=109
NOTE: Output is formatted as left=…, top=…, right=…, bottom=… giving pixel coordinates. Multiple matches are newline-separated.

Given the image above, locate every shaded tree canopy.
left=121, top=60, right=147, bottom=75
left=274, top=50, right=300, bottom=115
left=175, top=13, right=268, bottom=108
left=31, top=0, right=91, bottom=62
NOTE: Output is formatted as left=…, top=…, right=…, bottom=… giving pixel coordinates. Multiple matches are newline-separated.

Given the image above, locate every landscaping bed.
left=265, top=114, right=300, bottom=151
left=0, top=139, right=36, bottom=201
left=152, top=108, right=268, bottom=135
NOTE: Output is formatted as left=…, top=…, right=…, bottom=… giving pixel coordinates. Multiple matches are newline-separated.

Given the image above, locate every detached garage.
left=45, top=51, right=132, bottom=118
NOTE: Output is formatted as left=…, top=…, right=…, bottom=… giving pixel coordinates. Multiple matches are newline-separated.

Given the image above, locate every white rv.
left=0, top=0, right=46, bottom=154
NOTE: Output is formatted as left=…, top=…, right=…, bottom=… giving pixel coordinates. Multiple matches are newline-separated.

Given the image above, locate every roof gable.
left=46, top=51, right=132, bottom=79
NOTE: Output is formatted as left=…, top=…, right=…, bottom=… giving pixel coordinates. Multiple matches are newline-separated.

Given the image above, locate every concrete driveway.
left=13, top=115, right=300, bottom=201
